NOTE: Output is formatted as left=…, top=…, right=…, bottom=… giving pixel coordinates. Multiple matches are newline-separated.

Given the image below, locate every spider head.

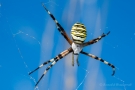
left=71, top=22, right=87, bottom=44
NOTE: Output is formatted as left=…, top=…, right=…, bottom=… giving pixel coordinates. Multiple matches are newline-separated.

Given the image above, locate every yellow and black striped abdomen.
left=71, top=23, right=87, bottom=44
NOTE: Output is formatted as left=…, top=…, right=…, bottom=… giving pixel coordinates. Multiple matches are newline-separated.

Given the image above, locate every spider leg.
left=72, top=52, right=74, bottom=66
left=74, top=54, right=80, bottom=66
left=29, top=59, right=55, bottom=75
left=81, top=51, right=115, bottom=76
left=76, top=56, right=80, bottom=66
left=72, top=53, right=80, bottom=66
left=83, top=31, right=110, bottom=47
left=35, top=47, right=73, bottom=87
left=42, top=3, right=72, bottom=45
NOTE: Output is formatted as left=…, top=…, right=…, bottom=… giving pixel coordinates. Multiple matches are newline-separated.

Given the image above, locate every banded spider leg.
left=29, top=3, right=116, bottom=88
left=81, top=51, right=115, bottom=76
left=42, top=3, right=72, bottom=45
left=29, top=47, right=73, bottom=87
left=83, top=31, right=110, bottom=47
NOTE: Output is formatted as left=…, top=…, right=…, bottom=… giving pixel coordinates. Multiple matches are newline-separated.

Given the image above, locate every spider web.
left=0, top=0, right=131, bottom=90
left=11, top=30, right=91, bottom=90
left=12, top=31, right=40, bottom=90
left=11, top=31, right=128, bottom=90
left=1, top=15, right=40, bottom=90
left=0, top=1, right=90, bottom=89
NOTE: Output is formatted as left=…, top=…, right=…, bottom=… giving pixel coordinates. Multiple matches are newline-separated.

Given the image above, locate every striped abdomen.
left=71, top=23, right=87, bottom=44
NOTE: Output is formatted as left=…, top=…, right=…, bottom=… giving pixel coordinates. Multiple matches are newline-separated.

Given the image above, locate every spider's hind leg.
left=35, top=60, right=57, bottom=87
left=81, top=51, right=115, bottom=76
left=34, top=47, right=73, bottom=87
left=29, top=59, right=55, bottom=75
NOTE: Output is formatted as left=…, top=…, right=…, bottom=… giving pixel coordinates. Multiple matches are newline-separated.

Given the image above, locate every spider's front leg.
left=81, top=51, right=115, bottom=76
left=83, top=31, right=110, bottom=47
left=34, top=47, right=73, bottom=87
left=42, top=3, right=72, bottom=45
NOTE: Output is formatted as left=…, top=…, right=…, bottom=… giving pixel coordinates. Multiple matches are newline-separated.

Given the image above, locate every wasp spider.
left=29, top=3, right=115, bottom=87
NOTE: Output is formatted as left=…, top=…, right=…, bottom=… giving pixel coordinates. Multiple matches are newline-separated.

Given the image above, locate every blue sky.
left=0, top=0, right=135, bottom=90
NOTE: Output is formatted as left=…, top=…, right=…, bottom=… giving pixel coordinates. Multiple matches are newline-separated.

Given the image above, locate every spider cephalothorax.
left=71, top=22, right=87, bottom=44
left=29, top=3, right=116, bottom=87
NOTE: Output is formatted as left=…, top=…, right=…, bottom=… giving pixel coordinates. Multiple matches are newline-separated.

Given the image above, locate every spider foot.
left=102, top=31, right=110, bottom=37
left=107, top=31, right=110, bottom=35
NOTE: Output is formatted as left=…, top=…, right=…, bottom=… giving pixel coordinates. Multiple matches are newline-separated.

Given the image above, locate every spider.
left=29, top=3, right=115, bottom=87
